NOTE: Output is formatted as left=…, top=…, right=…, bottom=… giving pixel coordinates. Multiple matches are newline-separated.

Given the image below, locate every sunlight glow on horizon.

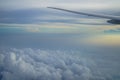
left=81, top=34, right=120, bottom=46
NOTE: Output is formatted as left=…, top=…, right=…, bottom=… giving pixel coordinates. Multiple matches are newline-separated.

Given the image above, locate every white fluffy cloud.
left=0, top=48, right=105, bottom=80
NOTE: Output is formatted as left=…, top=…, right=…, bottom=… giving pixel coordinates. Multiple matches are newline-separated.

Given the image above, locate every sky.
left=0, top=0, right=120, bottom=80
left=0, top=0, right=120, bottom=10
left=0, top=0, right=120, bottom=48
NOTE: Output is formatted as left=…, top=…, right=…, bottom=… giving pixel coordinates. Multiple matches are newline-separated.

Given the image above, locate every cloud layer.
left=0, top=48, right=111, bottom=80
left=0, top=0, right=120, bottom=10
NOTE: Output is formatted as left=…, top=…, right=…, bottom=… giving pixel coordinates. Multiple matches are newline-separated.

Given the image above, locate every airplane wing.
left=47, top=7, right=120, bottom=21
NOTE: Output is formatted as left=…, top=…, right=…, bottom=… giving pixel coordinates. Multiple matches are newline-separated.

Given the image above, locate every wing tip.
left=47, top=7, right=53, bottom=8
left=47, top=7, right=58, bottom=9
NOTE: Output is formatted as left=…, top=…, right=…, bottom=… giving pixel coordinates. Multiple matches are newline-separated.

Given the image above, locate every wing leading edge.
left=47, top=7, right=120, bottom=24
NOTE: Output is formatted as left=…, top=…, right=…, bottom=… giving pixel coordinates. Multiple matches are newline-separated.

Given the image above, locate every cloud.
left=0, top=48, right=111, bottom=80
left=104, top=28, right=120, bottom=33
left=0, top=0, right=120, bottom=10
